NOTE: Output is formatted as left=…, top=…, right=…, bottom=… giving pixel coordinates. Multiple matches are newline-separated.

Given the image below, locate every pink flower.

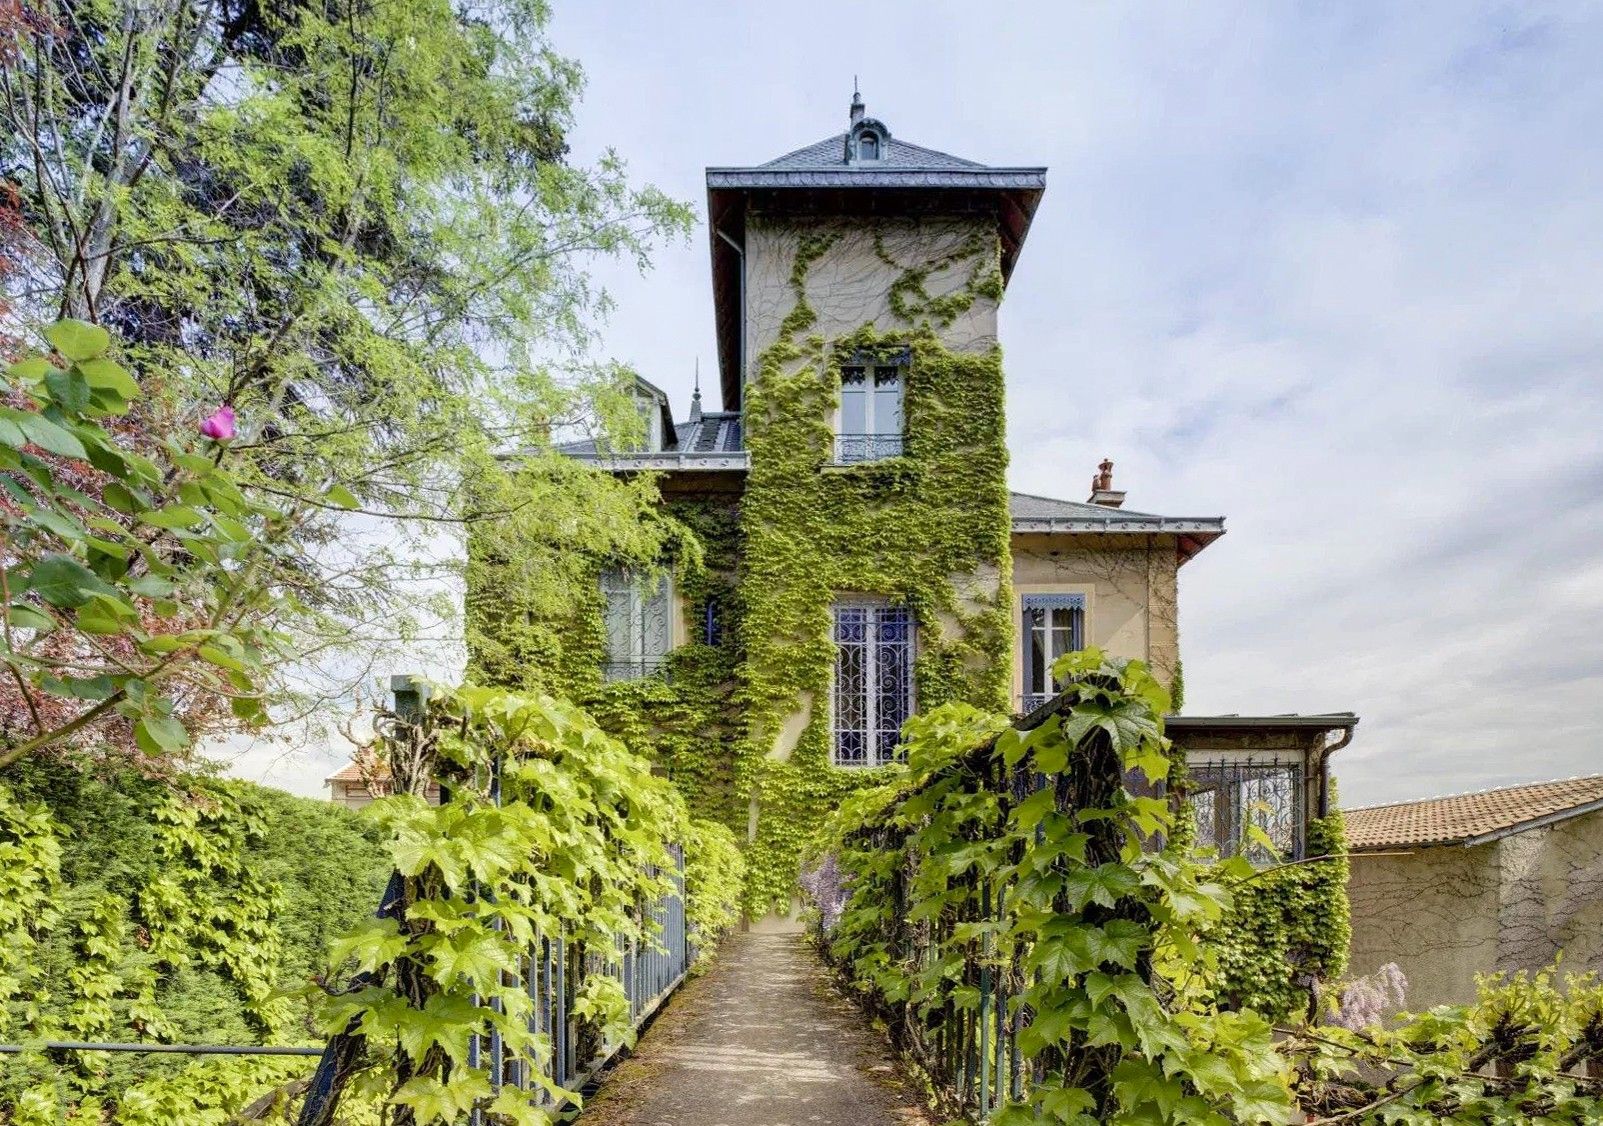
left=200, top=404, right=236, bottom=441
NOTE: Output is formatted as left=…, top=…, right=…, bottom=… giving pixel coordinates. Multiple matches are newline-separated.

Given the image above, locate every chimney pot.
left=1087, top=457, right=1126, bottom=508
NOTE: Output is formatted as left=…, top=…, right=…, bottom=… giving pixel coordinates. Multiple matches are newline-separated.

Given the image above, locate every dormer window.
left=847, top=115, right=889, bottom=164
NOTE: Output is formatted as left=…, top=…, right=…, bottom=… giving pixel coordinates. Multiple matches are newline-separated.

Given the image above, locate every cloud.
left=230, top=3, right=1603, bottom=809
left=545, top=2, right=1603, bottom=809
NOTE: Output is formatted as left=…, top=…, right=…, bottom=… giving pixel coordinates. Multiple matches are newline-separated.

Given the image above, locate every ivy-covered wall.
left=0, top=760, right=389, bottom=1108
left=1205, top=811, right=1351, bottom=1020
left=732, top=214, right=1015, bottom=917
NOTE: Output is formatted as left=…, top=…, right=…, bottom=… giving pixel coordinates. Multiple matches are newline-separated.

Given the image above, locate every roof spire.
left=850, top=79, right=864, bottom=125
left=689, top=358, right=703, bottom=423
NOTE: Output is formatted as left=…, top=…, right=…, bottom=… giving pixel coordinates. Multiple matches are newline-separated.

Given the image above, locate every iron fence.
left=4, top=678, right=693, bottom=1126
left=462, top=845, right=689, bottom=1121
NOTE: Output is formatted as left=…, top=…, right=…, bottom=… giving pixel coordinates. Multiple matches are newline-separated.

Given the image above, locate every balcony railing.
left=603, top=657, right=671, bottom=684
left=831, top=433, right=904, bottom=464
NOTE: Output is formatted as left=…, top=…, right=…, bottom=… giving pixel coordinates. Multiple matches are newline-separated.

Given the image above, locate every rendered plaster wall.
left=1348, top=814, right=1603, bottom=1010
left=743, top=214, right=1001, bottom=376
left=744, top=212, right=1007, bottom=764
left=1495, top=812, right=1603, bottom=979
left=1010, top=533, right=1180, bottom=701
left=1346, top=843, right=1500, bottom=1010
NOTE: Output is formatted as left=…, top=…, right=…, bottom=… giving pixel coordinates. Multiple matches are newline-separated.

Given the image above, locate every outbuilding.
left=1345, top=776, right=1603, bottom=1009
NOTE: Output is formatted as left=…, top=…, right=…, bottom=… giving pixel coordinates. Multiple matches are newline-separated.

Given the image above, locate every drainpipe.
left=715, top=226, right=745, bottom=408
left=1317, top=725, right=1354, bottom=817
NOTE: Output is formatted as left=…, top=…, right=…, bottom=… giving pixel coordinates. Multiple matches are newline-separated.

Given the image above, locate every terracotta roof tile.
left=326, top=760, right=389, bottom=784
left=1344, top=775, right=1603, bottom=850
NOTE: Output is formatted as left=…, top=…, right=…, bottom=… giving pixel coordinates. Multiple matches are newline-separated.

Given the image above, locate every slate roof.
left=706, top=101, right=1047, bottom=408
left=1345, top=776, right=1603, bottom=851
left=674, top=411, right=744, bottom=454
left=757, top=133, right=988, bottom=172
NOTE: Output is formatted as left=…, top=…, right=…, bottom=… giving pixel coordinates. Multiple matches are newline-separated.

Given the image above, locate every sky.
left=222, top=2, right=1603, bottom=809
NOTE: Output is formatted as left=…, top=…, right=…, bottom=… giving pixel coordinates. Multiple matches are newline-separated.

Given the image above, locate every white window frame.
left=1021, top=593, right=1086, bottom=711
left=835, top=353, right=906, bottom=464
left=830, top=600, right=915, bottom=768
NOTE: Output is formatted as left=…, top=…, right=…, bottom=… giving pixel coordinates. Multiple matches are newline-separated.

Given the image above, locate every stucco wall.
left=1495, top=812, right=1603, bottom=978
left=743, top=214, right=1000, bottom=379
left=1346, top=811, right=1603, bottom=1010
left=1347, top=844, right=1501, bottom=1009
left=1011, top=533, right=1180, bottom=698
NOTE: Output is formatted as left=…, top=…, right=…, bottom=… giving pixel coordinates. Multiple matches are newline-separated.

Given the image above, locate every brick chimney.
left=1087, top=457, right=1125, bottom=508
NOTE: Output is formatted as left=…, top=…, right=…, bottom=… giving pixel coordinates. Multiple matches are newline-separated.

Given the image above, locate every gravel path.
left=578, top=931, right=931, bottom=1126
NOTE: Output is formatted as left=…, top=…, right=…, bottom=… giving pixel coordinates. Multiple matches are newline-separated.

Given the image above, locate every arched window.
left=858, top=132, right=879, bottom=160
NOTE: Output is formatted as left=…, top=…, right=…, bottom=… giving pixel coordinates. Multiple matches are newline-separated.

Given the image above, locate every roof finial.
left=689, top=358, right=703, bottom=423
left=850, top=79, right=865, bottom=125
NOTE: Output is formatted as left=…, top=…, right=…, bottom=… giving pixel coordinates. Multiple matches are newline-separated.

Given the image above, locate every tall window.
left=600, top=568, right=671, bottom=681
left=832, top=603, right=913, bottom=767
left=836, top=356, right=905, bottom=463
left=1021, top=593, right=1085, bottom=711
left=1186, top=758, right=1305, bottom=862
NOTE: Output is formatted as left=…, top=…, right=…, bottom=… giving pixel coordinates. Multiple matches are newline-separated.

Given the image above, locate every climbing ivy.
left=809, top=650, right=1603, bottom=1123
left=733, top=218, right=1015, bottom=917
left=1200, top=812, right=1350, bottom=1021
left=815, top=651, right=1296, bottom=1122
left=304, top=684, right=744, bottom=1125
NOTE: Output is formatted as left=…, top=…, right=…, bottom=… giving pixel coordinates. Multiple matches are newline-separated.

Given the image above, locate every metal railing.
left=1185, top=757, right=1306, bottom=862
left=464, top=845, right=689, bottom=1118
left=831, top=433, right=904, bottom=463
left=826, top=690, right=1139, bottom=1118
left=3, top=678, right=694, bottom=1126
left=602, top=656, right=671, bottom=683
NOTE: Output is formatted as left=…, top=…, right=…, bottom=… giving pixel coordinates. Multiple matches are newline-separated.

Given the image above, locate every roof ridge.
left=1345, top=773, right=1603, bottom=813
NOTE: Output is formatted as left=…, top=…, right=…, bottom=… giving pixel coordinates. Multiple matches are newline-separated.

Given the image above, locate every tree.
left=1, top=320, right=294, bottom=773
left=0, top=0, right=691, bottom=736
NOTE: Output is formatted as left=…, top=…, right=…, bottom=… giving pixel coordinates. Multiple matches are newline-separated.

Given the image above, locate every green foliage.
left=1201, top=812, right=1350, bottom=1022
left=2, top=1, right=693, bottom=724
left=1, top=323, right=294, bottom=772
left=683, top=818, right=746, bottom=970
left=312, top=684, right=737, bottom=1124
left=1286, top=968, right=1603, bottom=1122
left=0, top=758, right=388, bottom=1121
left=738, top=220, right=1016, bottom=916
left=819, top=651, right=1299, bottom=1124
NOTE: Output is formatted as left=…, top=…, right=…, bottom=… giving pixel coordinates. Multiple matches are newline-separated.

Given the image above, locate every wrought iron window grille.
left=1184, top=757, right=1306, bottom=862
left=600, top=567, right=672, bottom=681
left=831, top=603, right=914, bottom=768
